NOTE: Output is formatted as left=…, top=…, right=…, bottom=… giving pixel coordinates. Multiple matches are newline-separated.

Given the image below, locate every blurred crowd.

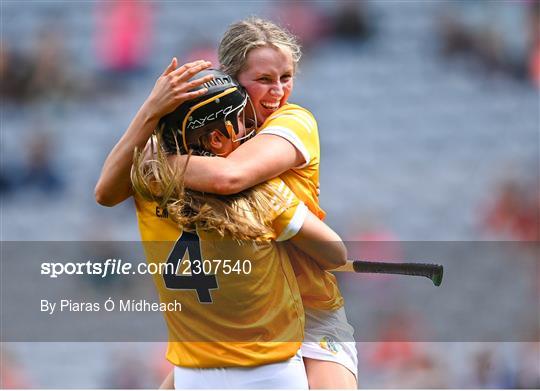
left=481, top=175, right=539, bottom=242
left=1, top=0, right=538, bottom=389
left=3, top=341, right=539, bottom=388
left=437, top=0, right=540, bottom=86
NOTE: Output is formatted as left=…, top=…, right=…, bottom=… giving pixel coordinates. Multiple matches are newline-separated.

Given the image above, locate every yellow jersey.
left=259, top=103, right=344, bottom=310
left=134, top=178, right=307, bottom=368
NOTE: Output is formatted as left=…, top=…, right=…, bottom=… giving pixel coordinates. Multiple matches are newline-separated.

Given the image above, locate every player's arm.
left=289, top=210, right=347, bottom=270
left=169, top=133, right=304, bottom=195
left=271, top=178, right=344, bottom=269
left=94, top=58, right=213, bottom=206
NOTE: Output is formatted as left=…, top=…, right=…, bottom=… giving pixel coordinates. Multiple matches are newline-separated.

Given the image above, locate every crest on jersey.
left=319, top=336, right=341, bottom=355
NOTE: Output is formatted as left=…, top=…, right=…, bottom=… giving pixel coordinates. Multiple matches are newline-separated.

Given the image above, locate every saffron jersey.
left=259, top=103, right=344, bottom=310
left=134, top=178, right=307, bottom=368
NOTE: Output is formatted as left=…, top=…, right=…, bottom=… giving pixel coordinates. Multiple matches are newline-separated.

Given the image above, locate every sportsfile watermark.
left=41, top=258, right=253, bottom=279
left=1, top=241, right=538, bottom=342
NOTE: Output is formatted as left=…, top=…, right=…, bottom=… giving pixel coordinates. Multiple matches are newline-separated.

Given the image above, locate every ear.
left=207, top=130, right=228, bottom=155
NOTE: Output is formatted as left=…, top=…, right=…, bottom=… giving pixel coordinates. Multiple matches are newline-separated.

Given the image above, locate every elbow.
left=94, top=187, right=114, bottom=207
left=334, top=242, right=348, bottom=268
left=94, top=183, right=120, bottom=207
left=312, top=242, right=347, bottom=271
left=321, top=241, right=347, bottom=270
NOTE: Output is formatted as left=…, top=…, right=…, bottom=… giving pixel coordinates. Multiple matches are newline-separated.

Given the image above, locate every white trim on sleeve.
left=259, top=126, right=311, bottom=169
left=276, top=202, right=308, bottom=242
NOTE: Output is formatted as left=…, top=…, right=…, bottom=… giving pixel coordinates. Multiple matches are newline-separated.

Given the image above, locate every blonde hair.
left=131, top=136, right=285, bottom=241
left=219, top=17, right=302, bottom=78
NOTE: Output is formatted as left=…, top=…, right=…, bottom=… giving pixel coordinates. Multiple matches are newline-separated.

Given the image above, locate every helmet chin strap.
left=225, top=121, right=235, bottom=140
left=224, top=95, right=257, bottom=145
left=225, top=121, right=243, bottom=154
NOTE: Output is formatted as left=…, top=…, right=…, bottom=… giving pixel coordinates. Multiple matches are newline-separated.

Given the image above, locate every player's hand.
left=144, top=58, right=214, bottom=120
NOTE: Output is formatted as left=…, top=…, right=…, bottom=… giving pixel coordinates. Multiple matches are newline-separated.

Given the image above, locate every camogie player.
left=167, top=18, right=358, bottom=388
left=130, top=69, right=346, bottom=388
left=95, top=17, right=357, bottom=389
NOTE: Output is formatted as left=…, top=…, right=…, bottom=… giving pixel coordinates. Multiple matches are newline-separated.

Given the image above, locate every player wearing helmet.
left=103, top=68, right=346, bottom=389
left=95, top=17, right=357, bottom=390
left=166, top=19, right=358, bottom=389
left=158, top=69, right=256, bottom=156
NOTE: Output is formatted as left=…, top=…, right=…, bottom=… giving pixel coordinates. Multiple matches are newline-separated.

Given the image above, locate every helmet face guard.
left=158, top=70, right=257, bottom=154
left=235, top=94, right=257, bottom=144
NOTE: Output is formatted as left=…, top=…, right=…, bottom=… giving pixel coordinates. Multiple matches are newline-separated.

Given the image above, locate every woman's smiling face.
left=237, top=45, right=294, bottom=125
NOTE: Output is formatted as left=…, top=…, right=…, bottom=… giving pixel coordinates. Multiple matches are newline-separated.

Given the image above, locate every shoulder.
left=257, top=178, right=308, bottom=242
left=265, top=177, right=297, bottom=202
left=258, top=103, right=318, bottom=140
left=262, top=103, right=317, bottom=129
left=258, top=103, right=319, bottom=167
left=252, top=178, right=299, bottom=220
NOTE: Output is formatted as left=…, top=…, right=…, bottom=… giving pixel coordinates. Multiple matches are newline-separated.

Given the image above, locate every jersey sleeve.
left=265, top=178, right=308, bottom=242
left=274, top=202, right=308, bottom=242
left=258, top=105, right=318, bottom=169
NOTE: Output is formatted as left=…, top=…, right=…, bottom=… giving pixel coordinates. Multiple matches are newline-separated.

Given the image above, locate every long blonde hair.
left=131, top=135, right=285, bottom=241
left=219, top=17, right=302, bottom=78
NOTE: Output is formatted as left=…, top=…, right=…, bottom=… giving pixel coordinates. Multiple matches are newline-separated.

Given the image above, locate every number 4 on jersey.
left=162, top=232, right=218, bottom=303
